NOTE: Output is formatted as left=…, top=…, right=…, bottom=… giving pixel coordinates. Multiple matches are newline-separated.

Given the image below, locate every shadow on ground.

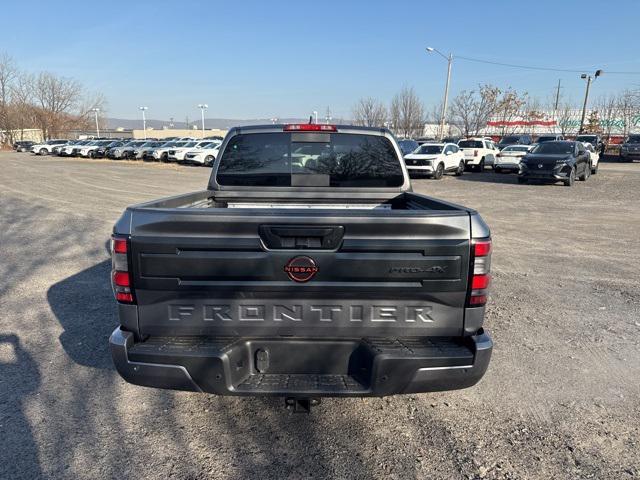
left=47, top=260, right=116, bottom=369
left=0, top=334, right=43, bottom=479
left=43, top=260, right=402, bottom=479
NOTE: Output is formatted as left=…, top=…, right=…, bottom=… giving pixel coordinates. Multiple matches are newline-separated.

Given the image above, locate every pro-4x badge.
left=284, top=256, right=318, bottom=282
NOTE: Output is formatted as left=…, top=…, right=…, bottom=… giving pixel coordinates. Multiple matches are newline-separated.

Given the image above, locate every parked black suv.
left=13, top=141, right=35, bottom=152
left=619, top=134, right=640, bottom=162
left=518, top=141, right=591, bottom=186
left=497, top=134, right=532, bottom=150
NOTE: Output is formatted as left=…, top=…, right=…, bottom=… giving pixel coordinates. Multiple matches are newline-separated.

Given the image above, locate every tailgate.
left=129, top=209, right=472, bottom=337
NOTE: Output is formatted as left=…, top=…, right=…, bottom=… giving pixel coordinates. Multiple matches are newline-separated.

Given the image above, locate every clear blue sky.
left=2, top=0, right=639, bottom=120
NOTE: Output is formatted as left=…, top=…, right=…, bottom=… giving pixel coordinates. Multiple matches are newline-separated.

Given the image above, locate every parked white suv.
left=182, top=141, right=222, bottom=166
left=167, top=141, right=211, bottom=162
left=457, top=138, right=499, bottom=171
left=78, top=140, right=112, bottom=158
left=584, top=142, right=600, bottom=174
left=403, top=143, right=465, bottom=179
left=31, top=139, right=68, bottom=155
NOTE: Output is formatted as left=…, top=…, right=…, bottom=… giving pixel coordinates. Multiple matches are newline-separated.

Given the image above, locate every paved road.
left=0, top=152, right=639, bottom=479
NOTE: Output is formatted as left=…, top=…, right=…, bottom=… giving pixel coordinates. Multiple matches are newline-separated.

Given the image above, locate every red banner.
left=487, top=120, right=557, bottom=127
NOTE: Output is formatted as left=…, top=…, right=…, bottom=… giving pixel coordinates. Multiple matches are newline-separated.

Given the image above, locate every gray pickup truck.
left=109, top=124, right=493, bottom=409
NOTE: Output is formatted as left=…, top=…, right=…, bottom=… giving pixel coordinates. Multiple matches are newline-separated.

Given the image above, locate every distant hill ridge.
left=106, top=117, right=313, bottom=130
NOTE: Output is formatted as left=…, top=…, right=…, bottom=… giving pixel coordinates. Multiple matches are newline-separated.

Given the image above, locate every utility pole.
left=139, top=106, right=148, bottom=140
left=426, top=47, right=453, bottom=140
left=553, top=79, right=562, bottom=119
left=197, top=104, right=208, bottom=138
left=92, top=108, right=100, bottom=137
left=579, top=70, right=602, bottom=134
left=325, top=106, right=332, bottom=124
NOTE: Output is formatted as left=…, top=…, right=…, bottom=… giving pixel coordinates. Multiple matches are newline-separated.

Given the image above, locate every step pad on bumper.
left=237, top=374, right=367, bottom=393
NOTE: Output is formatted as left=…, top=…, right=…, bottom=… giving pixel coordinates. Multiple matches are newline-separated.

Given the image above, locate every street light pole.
left=92, top=108, right=100, bottom=137
left=197, top=104, right=208, bottom=138
left=139, top=106, right=148, bottom=139
left=578, top=70, right=602, bottom=134
left=427, top=47, right=453, bottom=140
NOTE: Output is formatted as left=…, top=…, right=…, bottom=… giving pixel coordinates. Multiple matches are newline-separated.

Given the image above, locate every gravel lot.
left=0, top=152, right=639, bottom=480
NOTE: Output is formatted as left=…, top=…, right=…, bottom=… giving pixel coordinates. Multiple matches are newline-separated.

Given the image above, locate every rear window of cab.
left=216, top=132, right=404, bottom=188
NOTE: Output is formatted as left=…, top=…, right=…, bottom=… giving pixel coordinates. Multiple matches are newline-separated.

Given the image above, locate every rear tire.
left=39, top=148, right=48, bottom=156
left=454, top=160, right=464, bottom=176
left=579, top=164, right=591, bottom=181
left=495, top=167, right=502, bottom=173
left=204, top=155, right=214, bottom=166
left=592, top=163, right=598, bottom=174
left=433, top=162, right=444, bottom=180
left=161, top=152, right=168, bottom=163
left=564, top=167, right=576, bottom=186
left=478, top=158, right=485, bottom=172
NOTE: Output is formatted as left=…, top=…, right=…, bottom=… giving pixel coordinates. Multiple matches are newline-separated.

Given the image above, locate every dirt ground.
left=0, top=152, right=638, bottom=480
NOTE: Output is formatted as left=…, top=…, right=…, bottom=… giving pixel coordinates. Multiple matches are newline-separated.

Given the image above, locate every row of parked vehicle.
left=400, top=135, right=604, bottom=187
left=14, top=136, right=224, bottom=166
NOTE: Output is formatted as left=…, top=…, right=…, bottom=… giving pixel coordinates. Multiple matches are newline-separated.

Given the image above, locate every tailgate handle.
left=259, top=225, right=344, bottom=250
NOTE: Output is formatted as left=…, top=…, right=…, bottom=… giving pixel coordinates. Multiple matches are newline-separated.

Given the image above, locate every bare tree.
left=9, top=73, right=38, bottom=140
left=523, top=96, right=546, bottom=138
left=389, top=86, right=425, bottom=138
left=556, top=102, right=577, bottom=137
left=616, top=89, right=640, bottom=137
left=493, top=88, right=528, bottom=136
left=31, top=72, right=85, bottom=138
left=594, top=94, right=618, bottom=141
left=0, top=53, right=18, bottom=141
left=450, top=84, right=500, bottom=137
left=351, top=97, right=387, bottom=127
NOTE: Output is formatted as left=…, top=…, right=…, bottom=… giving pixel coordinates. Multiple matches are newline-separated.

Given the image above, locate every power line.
left=455, top=55, right=640, bottom=75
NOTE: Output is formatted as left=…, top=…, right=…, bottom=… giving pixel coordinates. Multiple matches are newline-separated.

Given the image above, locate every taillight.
left=112, top=237, right=127, bottom=254
left=283, top=124, right=337, bottom=132
left=468, top=238, right=492, bottom=307
left=111, top=235, right=135, bottom=304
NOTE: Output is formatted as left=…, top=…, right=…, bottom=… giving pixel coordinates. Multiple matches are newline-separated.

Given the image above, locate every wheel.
left=579, top=164, right=591, bottom=181
left=39, top=148, right=48, bottom=155
left=592, top=163, right=598, bottom=174
left=495, top=167, right=502, bottom=173
left=204, top=155, right=214, bottom=166
left=517, top=176, right=527, bottom=184
left=433, top=162, right=444, bottom=180
left=478, top=158, right=485, bottom=172
left=564, top=167, right=576, bottom=187
left=161, top=152, right=168, bottom=163
left=89, top=151, right=96, bottom=158
left=454, top=160, right=464, bottom=176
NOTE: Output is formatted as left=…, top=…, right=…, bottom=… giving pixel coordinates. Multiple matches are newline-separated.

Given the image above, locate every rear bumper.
left=109, top=327, right=493, bottom=397
left=494, top=161, right=520, bottom=169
